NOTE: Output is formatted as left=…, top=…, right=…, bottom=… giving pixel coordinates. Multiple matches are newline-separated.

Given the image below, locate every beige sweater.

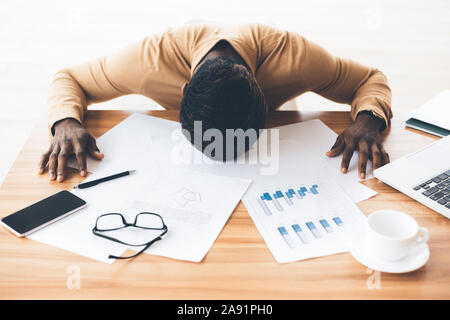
left=47, top=23, right=392, bottom=132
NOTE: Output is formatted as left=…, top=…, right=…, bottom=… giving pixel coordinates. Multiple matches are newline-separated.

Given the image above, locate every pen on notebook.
left=73, top=170, right=136, bottom=189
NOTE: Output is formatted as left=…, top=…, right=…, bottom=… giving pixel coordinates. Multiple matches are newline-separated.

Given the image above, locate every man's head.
left=180, top=56, right=266, bottom=161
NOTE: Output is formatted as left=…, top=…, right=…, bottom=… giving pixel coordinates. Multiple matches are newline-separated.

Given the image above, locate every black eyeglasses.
left=92, top=212, right=168, bottom=260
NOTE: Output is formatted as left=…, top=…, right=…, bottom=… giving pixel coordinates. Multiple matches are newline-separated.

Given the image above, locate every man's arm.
left=41, top=38, right=150, bottom=181
left=297, top=37, right=393, bottom=178
left=47, top=40, right=149, bottom=134
left=297, top=38, right=392, bottom=126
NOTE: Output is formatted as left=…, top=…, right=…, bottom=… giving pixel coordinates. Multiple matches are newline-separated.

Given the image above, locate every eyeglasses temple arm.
left=107, top=236, right=163, bottom=260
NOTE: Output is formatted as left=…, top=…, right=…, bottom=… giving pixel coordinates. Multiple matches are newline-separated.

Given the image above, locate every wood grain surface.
left=0, top=110, right=448, bottom=299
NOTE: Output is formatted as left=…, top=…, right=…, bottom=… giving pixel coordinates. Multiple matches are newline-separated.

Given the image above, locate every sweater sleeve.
left=298, top=37, right=392, bottom=128
left=47, top=38, right=152, bottom=134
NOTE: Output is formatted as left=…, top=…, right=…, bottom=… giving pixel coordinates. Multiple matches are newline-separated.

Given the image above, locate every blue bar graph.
left=292, top=224, right=309, bottom=244
left=333, top=217, right=344, bottom=227
left=257, top=184, right=320, bottom=214
left=289, top=189, right=300, bottom=199
left=284, top=192, right=294, bottom=205
left=278, top=226, right=295, bottom=248
left=255, top=184, right=355, bottom=253
left=319, top=219, right=333, bottom=233
left=257, top=197, right=272, bottom=216
left=306, top=221, right=322, bottom=238
left=271, top=194, right=283, bottom=211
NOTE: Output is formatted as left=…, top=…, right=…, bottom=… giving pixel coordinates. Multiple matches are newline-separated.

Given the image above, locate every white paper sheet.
left=47, top=113, right=376, bottom=263
left=276, top=120, right=376, bottom=202
left=29, top=149, right=156, bottom=262
left=243, top=170, right=367, bottom=263
left=30, top=162, right=250, bottom=262
left=113, top=168, right=251, bottom=262
left=28, top=188, right=130, bottom=263
left=31, top=148, right=155, bottom=263
left=72, top=113, right=376, bottom=205
left=68, top=113, right=179, bottom=173
left=138, top=118, right=377, bottom=203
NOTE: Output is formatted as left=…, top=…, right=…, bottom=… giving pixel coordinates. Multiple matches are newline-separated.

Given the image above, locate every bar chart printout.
left=278, top=227, right=295, bottom=248
left=257, top=185, right=320, bottom=215
left=245, top=179, right=366, bottom=263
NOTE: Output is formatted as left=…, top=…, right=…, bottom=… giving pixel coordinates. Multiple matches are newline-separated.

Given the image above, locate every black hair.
left=180, top=56, right=266, bottom=161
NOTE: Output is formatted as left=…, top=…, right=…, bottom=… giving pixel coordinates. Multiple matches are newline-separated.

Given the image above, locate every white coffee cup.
left=365, top=210, right=429, bottom=261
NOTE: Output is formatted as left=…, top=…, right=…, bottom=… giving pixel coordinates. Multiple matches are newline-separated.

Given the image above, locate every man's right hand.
left=38, top=118, right=104, bottom=182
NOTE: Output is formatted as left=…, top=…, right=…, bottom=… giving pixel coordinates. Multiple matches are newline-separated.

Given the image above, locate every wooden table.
left=1, top=110, right=449, bottom=299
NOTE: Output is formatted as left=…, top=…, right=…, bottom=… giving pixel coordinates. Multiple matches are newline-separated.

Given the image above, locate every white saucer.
left=349, top=232, right=430, bottom=273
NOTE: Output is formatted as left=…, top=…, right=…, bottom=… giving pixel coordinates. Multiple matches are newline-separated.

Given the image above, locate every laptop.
left=374, top=135, right=450, bottom=219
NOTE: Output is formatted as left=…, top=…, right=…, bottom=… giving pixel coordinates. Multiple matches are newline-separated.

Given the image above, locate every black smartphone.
left=1, top=190, right=86, bottom=237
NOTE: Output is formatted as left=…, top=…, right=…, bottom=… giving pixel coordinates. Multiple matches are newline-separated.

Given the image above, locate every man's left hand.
left=326, top=112, right=390, bottom=179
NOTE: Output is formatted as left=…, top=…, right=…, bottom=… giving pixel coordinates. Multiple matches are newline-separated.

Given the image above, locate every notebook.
left=406, top=90, right=450, bottom=137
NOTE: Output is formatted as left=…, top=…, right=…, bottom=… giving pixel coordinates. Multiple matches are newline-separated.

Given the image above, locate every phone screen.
left=1, top=190, right=86, bottom=236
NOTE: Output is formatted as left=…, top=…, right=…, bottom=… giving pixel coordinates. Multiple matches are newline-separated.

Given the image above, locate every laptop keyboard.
left=413, top=169, right=450, bottom=209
